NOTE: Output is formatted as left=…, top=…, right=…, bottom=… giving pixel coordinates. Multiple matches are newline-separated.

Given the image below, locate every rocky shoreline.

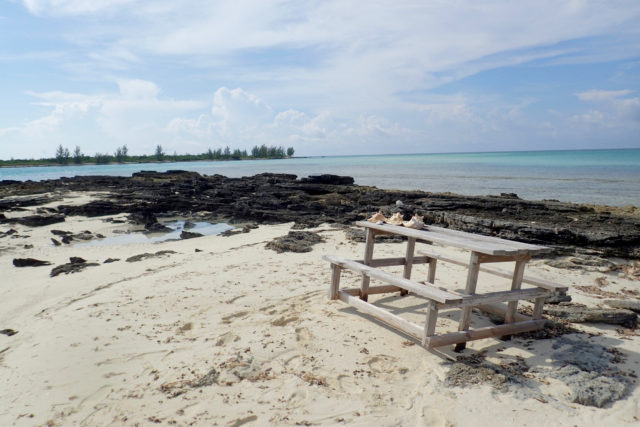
left=1, top=170, right=639, bottom=259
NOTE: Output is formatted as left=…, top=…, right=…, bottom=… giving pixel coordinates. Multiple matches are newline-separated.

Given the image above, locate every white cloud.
left=5, top=2, right=640, bottom=158
left=573, top=89, right=640, bottom=126
left=576, top=89, right=634, bottom=102
left=22, top=0, right=136, bottom=16
left=0, top=79, right=204, bottom=157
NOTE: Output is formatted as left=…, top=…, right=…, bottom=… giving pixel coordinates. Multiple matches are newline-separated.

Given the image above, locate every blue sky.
left=1, top=0, right=640, bottom=159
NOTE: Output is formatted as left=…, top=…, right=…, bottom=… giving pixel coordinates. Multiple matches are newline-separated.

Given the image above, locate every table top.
left=355, top=221, right=551, bottom=256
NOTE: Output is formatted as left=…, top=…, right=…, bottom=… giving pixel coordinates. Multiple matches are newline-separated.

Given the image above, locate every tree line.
left=1, top=144, right=295, bottom=166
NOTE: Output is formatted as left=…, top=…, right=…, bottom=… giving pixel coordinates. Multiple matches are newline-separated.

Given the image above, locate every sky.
left=1, top=0, right=640, bottom=159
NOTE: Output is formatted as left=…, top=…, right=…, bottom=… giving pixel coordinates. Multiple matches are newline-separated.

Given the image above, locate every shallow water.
left=76, top=221, right=233, bottom=247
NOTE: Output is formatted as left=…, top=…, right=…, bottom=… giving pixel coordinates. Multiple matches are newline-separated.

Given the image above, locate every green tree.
left=56, top=144, right=64, bottom=165
left=287, top=147, right=295, bottom=157
left=155, top=145, right=165, bottom=161
left=223, top=146, right=231, bottom=159
left=94, top=153, right=111, bottom=164
left=73, top=146, right=83, bottom=164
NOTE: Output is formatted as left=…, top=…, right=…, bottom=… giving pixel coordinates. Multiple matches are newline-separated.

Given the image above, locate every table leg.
left=454, top=252, right=480, bottom=352
left=360, top=228, right=375, bottom=301
left=401, top=237, right=416, bottom=296
left=427, top=258, right=437, bottom=284
left=504, top=260, right=527, bottom=324
left=422, top=300, right=439, bottom=347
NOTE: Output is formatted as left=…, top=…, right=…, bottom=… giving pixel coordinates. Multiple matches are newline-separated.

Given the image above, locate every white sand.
left=1, top=203, right=639, bottom=426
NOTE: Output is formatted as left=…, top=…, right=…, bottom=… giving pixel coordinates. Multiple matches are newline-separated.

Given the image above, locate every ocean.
left=1, top=149, right=639, bottom=207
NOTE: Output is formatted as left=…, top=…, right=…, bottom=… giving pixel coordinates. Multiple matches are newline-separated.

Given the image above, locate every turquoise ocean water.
left=1, top=149, right=639, bottom=207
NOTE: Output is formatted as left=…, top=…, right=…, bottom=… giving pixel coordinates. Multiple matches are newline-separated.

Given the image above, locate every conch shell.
left=367, top=211, right=388, bottom=223
left=403, top=215, right=424, bottom=229
left=386, top=212, right=404, bottom=225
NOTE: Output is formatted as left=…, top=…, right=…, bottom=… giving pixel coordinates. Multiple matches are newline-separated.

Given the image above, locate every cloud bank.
left=1, top=1, right=640, bottom=158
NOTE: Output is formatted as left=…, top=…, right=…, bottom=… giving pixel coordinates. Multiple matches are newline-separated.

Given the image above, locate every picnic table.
left=324, top=221, right=568, bottom=351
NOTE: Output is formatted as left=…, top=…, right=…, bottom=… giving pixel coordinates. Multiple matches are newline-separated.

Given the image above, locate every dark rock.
left=126, top=250, right=176, bottom=262
left=183, top=221, right=196, bottom=229
left=545, top=290, right=572, bottom=304
left=242, top=224, right=257, bottom=233
left=51, top=238, right=61, bottom=246
left=23, top=244, right=33, bottom=249
left=180, top=230, right=203, bottom=239
left=300, top=174, right=354, bottom=185
left=2, top=171, right=639, bottom=259
left=130, top=211, right=159, bottom=225
left=604, top=299, right=640, bottom=314
left=103, top=258, right=120, bottom=263
left=265, top=231, right=324, bottom=253
left=145, top=222, right=172, bottom=232
left=220, top=229, right=241, bottom=237
left=13, top=258, right=52, bottom=267
left=51, top=229, right=71, bottom=236
left=544, top=305, right=637, bottom=327
left=50, top=258, right=99, bottom=277
left=0, top=329, right=18, bottom=336
left=546, top=256, right=617, bottom=271
left=61, top=235, right=73, bottom=244
left=194, top=248, right=202, bottom=252
left=548, top=336, right=628, bottom=407
left=15, top=214, right=65, bottom=227
left=554, top=366, right=627, bottom=407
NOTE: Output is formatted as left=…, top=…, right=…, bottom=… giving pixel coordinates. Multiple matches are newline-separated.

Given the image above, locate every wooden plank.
left=417, top=249, right=568, bottom=292
left=455, top=252, right=481, bottom=352
left=422, top=223, right=550, bottom=253
left=323, top=256, right=462, bottom=304
left=425, top=320, right=546, bottom=348
left=477, top=253, right=530, bottom=264
left=401, top=237, right=416, bottom=296
left=360, top=228, right=375, bottom=301
left=338, top=290, right=423, bottom=340
left=356, top=221, right=550, bottom=256
left=505, top=260, right=526, bottom=323
left=439, top=288, right=549, bottom=309
left=329, top=264, right=342, bottom=300
left=342, top=285, right=401, bottom=296
left=427, top=258, right=437, bottom=284
left=532, top=296, right=546, bottom=320
left=422, top=301, right=439, bottom=346
left=353, top=256, right=429, bottom=268
left=474, top=302, right=530, bottom=323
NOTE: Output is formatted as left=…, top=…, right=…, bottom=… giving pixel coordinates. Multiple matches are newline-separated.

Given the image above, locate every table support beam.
left=400, top=237, right=416, bottom=296
left=454, top=252, right=481, bottom=352
left=505, top=259, right=528, bottom=324
left=360, top=228, right=376, bottom=301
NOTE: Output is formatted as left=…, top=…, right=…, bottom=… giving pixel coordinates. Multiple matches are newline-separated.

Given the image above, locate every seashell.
left=386, top=212, right=404, bottom=225
left=368, top=211, right=388, bottom=223
left=403, top=215, right=424, bottom=229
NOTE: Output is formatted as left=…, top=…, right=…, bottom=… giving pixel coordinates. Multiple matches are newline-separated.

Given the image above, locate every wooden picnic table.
left=324, top=221, right=566, bottom=351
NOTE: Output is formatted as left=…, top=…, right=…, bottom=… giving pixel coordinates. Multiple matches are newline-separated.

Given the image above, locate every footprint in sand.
left=270, top=316, right=299, bottom=327
left=336, top=374, right=360, bottom=394
left=221, top=311, right=249, bottom=324
left=215, top=332, right=240, bottom=347
left=295, top=327, right=314, bottom=343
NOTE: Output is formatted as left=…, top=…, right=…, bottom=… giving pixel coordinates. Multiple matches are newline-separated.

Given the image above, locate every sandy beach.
left=1, top=189, right=639, bottom=426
